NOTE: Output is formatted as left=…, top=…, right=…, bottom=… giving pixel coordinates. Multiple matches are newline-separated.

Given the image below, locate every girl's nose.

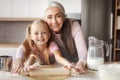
left=38, top=33, right=42, bottom=37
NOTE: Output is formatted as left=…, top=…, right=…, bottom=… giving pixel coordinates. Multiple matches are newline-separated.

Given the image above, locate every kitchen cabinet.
left=0, top=0, right=81, bottom=19
left=0, top=16, right=39, bottom=43
left=0, top=0, right=47, bottom=18
left=13, top=0, right=46, bottom=18
left=0, top=21, right=33, bottom=43
left=48, top=0, right=81, bottom=13
left=12, top=0, right=30, bottom=17
left=30, top=0, right=47, bottom=18
left=113, top=0, right=120, bottom=61
left=0, top=0, right=12, bottom=17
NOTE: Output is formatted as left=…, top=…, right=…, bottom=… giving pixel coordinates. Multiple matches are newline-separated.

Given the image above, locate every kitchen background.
left=0, top=0, right=81, bottom=60
left=82, top=0, right=113, bottom=61
left=0, top=0, right=115, bottom=61
left=0, top=0, right=81, bottom=43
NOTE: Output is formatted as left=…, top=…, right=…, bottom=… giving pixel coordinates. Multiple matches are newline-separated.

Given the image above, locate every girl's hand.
left=21, top=63, right=39, bottom=72
left=21, top=65, right=34, bottom=72
left=11, top=59, right=24, bottom=73
left=74, top=61, right=87, bottom=74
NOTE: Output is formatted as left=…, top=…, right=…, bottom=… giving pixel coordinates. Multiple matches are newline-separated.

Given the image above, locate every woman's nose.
left=52, top=17, right=57, bottom=24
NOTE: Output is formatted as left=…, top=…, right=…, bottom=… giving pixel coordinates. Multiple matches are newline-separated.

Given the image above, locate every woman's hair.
left=22, top=19, right=52, bottom=65
left=45, top=1, right=66, bottom=17
left=61, top=19, right=77, bottom=55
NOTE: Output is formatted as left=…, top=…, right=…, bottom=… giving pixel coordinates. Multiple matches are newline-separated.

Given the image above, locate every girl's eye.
left=35, top=32, right=38, bottom=35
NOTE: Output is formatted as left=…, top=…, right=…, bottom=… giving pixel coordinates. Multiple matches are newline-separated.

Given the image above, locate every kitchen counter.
left=0, top=68, right=98, bottom=80
left=22, top=64, right=98, bottom=80
left=3, top=62, right=120, bottom=80
left=29, top=70, right=98, bottom=80
left=1, top=62, right=119, bottom=80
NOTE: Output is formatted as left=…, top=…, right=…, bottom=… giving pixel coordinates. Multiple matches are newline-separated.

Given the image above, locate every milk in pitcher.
left=87, top=57, right=104, bottom=70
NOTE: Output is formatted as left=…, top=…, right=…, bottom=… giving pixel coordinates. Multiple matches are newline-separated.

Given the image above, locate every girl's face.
left=44, top=7, right=65, bottom=33
left=30, top=23, right=50, bottom=46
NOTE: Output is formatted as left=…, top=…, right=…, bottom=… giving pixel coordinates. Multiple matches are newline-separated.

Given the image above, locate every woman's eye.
left=57, top=15, right=62, bottom=18
left=42, top=32, right=47, bottom=34
left=47, top=16, right=52, bottom=19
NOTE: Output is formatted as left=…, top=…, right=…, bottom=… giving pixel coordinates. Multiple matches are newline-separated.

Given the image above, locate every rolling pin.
left=29, top=67, right=70, bottom=76
left=20, top=66, right=79, bottom=76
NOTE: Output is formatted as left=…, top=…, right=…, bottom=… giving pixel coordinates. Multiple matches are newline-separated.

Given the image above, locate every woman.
left=44, top=1, right=87, bottom=73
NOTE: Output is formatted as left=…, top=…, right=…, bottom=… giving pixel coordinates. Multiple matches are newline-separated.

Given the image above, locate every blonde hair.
left=22, top=19, right=51, bottom=65
left=45, top=1, right=66, bottom=17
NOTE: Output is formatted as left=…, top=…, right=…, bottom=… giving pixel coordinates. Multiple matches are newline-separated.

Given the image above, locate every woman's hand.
left=64, top=63, right=74, bottom=70
left=11, top=58, right=24, bottom=73
left=74, top=61, right=87, bottom=74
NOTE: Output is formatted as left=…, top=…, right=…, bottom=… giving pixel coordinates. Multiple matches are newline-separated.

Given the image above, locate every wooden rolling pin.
left=20, top=66, right=79, bottom=76
left=29, top=67, right=70, bottom=76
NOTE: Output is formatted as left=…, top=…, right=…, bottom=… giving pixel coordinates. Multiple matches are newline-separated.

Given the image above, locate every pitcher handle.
left=104, top=42, right=110, bottom=57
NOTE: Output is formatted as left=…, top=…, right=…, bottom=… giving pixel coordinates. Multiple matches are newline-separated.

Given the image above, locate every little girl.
left=11, top=19, right=73, bottom=73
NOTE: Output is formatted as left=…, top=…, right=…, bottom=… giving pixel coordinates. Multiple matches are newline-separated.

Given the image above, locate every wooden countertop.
left=29, top=76, right=69, bottom=80
left=0, top=70, right=98, bottom=80
left=24, top=65, right=98, bottom=80
left=0, top=43, right=20, bottom=47
left=0, top=17, right=40, bottom=21
left=25, top=62, right=120, bottom=80
left=28, top=70, right=97, bottom=80
left=0, top=68, right=98, bottom=80
left=0, top=62, right=119, bottom=80
left=1, top=62, right=120, bottom=80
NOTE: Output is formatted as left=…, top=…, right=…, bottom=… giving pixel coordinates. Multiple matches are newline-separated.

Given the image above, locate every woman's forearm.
left=54, top=50, right=71, bottom=66
left=56, top=56, right=71, bottom=66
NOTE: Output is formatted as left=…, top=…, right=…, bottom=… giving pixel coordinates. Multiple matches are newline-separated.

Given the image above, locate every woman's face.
left=44, top=7, right=65, bottom=33
left=30, top=23, right=50, bottom=46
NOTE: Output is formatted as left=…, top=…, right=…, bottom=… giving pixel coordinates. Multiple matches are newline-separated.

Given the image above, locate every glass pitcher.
left=87, top=36, right=109, bottom=70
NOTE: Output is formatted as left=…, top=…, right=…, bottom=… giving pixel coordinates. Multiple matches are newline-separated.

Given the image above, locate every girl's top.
left=52, top=20, right=87, bottom=62
left=15, top=41, right=59, bottom=64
